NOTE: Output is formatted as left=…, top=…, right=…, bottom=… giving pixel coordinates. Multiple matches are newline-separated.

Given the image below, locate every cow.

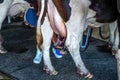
left=82, top=0, right=120, bottom=79
left=36, top=0, right=120, bottom=79
left=86, top=0, right=119, bottom=54
left=86, top=0, right=120, bottom=79
left=0, top=0, right=30, bottom=53
left=79, top=0, right=120, bottom=79
left=36, top=0, right=93, bottom=78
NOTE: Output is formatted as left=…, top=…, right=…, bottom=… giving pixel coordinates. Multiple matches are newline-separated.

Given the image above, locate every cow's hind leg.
left=41, top=17, right=58, bottom=75
left=115, top=14, right=120, bottom=80
left=109, top=21, right=119, bottom=55
left=66, top=35, right=93, bottom=78
left=65, top=11, right=93, bottom=78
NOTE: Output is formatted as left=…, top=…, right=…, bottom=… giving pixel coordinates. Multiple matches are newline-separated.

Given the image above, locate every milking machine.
left=80, top=25, right=110, bottom=52
left=80, top=26, right=93, bottom=52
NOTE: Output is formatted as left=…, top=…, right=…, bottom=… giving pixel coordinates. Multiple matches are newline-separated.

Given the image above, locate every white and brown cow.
left=0, top=0, right=30, bottom=53
left=36, top=0, right=120, bottom=79
left=37, top=0, right=93, bottom=78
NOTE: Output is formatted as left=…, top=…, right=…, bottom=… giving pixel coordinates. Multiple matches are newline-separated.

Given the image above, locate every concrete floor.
left=0, top=22, right=117, bottom=80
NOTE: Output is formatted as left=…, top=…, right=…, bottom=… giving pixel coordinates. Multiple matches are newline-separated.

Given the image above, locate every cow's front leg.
left=0, top=7, right=9, bottom=54
left=0, top=34, right=7, bottom=53
left=41, top=17, right=58, bottom=75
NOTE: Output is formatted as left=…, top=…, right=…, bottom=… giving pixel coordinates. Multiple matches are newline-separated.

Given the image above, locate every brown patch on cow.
left=35, top=1, right=48, bottom=50
left=36, top=27, right=43, bottom=50
left=52, top=0, right=71, bottom=22
left=0, top=0, right=4, bottom=3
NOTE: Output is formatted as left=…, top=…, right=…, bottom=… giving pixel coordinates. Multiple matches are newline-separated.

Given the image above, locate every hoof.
left=50, top=70, right=58, bottom=75
left=77, top=70, right=93, bottom=79
left=85, top=73, right=93, bottom=79
left=0, top=47, right=7, bottom=54
left=112, top=49, right=116, bottom=55
left=43, top=66, right=58, bottom=75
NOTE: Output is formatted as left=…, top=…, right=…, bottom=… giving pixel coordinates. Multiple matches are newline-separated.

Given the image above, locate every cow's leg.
left=41, top=17, right=58, bottom=75
left=109, top=21, right=119, bottom=55
left=0, top=12, right=7, bottom=53
left=66, top=12, right=93, bottom=79
left=66, top=30, right=93, bottom=78
left=0, top=2, right=12, bottom=53
left=112, top=28, right=119, bottom=55
left=116, top=50, right=120, bottom=80
left=109, top=21, right=117, bottom=46
left=116, top=15, right=120, bottom=80
left=66, top=25, right=92, bottom=78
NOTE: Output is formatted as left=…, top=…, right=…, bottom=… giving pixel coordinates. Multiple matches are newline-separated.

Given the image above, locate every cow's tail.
left=36, top=0, right=45, bottom=50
